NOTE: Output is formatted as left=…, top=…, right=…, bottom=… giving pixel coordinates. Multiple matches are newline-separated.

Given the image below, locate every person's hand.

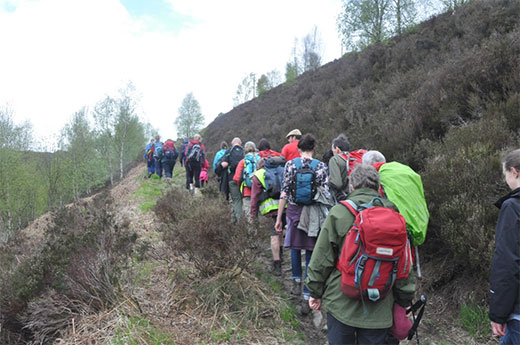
left=221, top=161, right=229, bottom=168
left=491, top=321, right=506, bottom=336
left=309, top=297, right=321, bottom=311
left=275, top=217, right=283, bottom=233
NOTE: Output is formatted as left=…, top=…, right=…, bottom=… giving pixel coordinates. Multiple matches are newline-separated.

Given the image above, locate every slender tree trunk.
left=119, top=142, right=124, bottom=179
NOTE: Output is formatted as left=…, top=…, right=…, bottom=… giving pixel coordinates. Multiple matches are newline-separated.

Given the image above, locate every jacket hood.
left=494, top=187, right=520, bottom=209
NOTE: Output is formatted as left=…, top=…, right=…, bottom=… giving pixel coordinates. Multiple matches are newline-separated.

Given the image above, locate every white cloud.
left=0, top=0, right=342, bottom=144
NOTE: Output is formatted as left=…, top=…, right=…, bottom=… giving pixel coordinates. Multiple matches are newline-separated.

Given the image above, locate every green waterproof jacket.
left=305, top=188, right=416, bottom=329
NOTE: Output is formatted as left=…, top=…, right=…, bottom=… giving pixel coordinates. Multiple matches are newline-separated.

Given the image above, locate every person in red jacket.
left=199, top=158, right=210, bottom=187
left=281, top=129, right=301, bottom=161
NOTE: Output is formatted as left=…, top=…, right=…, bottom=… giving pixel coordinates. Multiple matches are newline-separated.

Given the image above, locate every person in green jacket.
left=305, top=163, right=415, bottom=345
left=328, top=133, right=351, bottom=202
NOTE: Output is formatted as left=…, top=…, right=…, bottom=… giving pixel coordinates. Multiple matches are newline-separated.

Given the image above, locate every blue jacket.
left=144, top=142, right=154, bottom=160
left=489, top=187, right=520, bottom=324
left=213, top=149, right=226, bottom=172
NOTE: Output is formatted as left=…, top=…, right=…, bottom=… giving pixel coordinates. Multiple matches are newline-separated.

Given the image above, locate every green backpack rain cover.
left=379, top=162, right=429, bottom=246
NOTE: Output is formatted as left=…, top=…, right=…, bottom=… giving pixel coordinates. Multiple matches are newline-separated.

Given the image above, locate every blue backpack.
left=292, top=158, right=319, bottom=205
left=263, top=156, right=286, bottom=199
left=242, top=153, right=259, bottom=188
left=153, top=142, right=164, bottom=159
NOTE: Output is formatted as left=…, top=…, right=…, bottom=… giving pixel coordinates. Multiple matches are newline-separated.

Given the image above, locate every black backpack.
left=227, top=146, right=244, bottom=174
left=188, top=143, right=203, bottom=163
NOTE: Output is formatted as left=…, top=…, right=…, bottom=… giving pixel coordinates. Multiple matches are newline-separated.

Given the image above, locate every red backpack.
left=338, top=149, right=368, bottom=176
left=336, top=198, right=412, bottom=302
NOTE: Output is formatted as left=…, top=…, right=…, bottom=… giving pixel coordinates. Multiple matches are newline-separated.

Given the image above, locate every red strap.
left=340, top=200, right=358, bottom=216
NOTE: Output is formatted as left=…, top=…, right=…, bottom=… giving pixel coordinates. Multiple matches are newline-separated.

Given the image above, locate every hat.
left=391, top=303, right=412, bottom=340
left=286, top=129, right=302, bottom=138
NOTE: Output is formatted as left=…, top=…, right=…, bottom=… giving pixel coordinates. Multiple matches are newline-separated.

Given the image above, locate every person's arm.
left=275, top=196, right=287, bottom=233
left=250, top=176, right=262, bottom=218
left=328, top=157, right=343, bottom=192
left=305, top=208, right=344, bottom=297
left=489, top=202, right=520, bottom=324
left=233, top=160, right=244, bottom=185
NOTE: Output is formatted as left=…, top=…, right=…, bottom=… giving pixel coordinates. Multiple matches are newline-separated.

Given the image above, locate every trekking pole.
left=415, top=246, right=422, bottom=279
left=407, top=295, right=427, bottom=344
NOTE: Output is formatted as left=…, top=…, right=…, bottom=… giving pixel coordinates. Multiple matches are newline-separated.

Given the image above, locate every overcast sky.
left=0, top=0, right=343, bottom=144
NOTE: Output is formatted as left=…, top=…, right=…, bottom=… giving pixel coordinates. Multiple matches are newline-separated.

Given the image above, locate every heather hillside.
left=204, top=0, right=520, bottom=286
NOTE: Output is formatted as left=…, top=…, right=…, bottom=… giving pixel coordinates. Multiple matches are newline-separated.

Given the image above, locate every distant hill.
left=204, top=0, right=520, bottom=286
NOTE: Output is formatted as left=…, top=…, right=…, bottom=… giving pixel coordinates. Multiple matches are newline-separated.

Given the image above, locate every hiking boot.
left=272, top=260, right=281, bottom=276
left=290, top=280, right=301, bottom=295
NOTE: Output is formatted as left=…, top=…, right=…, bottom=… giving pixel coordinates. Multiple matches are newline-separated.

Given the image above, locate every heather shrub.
left=0, top=192, right=137, bottom=343
left=155, top=188, right=262, bottom=277
left=421, top=115, right=514, bottom=273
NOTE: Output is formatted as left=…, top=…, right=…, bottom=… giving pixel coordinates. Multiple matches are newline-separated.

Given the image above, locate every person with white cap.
left=282, top=129, right=302, bottom=161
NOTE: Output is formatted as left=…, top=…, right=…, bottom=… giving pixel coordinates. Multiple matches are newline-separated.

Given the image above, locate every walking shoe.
left=272, top=260, right=281, bottom=276
left=290, top=280, right=301, bottom=295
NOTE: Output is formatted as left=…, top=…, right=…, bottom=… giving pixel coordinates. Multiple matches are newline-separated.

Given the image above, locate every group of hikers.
left=144, top=129, right=519, bottom=345
left=212, top=129, right=426, bottom=344
left=144, top=134, right=209, bottom=192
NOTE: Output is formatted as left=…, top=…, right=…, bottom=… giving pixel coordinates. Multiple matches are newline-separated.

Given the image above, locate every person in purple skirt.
left=275, top=133, right=329, bottom=307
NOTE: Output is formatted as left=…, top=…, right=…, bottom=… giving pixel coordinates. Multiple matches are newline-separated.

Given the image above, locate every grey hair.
left=231, top=137, right=242, bottom=145
left=244, top=141, right=257, bottom=153
left=362, top=150, right=386, bottom=164
left=350, top=163, right=380, bottom=191
left=194, top=133, right=201, bottom=141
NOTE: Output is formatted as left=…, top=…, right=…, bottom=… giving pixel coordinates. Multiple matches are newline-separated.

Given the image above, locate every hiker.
left=362, top=150, right=387, bottom=165
left=306, top=163, right=416, bottom=345
left=213, top=141, right=228, bottom=172
left=281, top=129, right=302, bottom=161
left=144, top=138, right=155, bottom=177
left=489, top=149, right=520, bottom=344
left=162, top=139, right=178, bottom=179
left=322, top=149, right=334, bottom=166
left=200, top=158, right=209, bottom=188
left=328, top=134, right=351, bottom=201
left=185, top=134, right=206, bottom=194
left=233, top=141, right=260, bottom=221
left=153, top=135, right=164, bottom=178
left=180, top=137, right=190, bottom=189
left=179, top=137, right=189, bottom=168
left=275, top=133, right=329, bottom=305
left=220, top=137, right=245, bottom=222
left=250, top=138, right=285, bottom=275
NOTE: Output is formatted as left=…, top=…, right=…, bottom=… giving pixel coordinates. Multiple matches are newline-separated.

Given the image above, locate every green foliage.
left=175, top=92, right=205, bottom=138
left=112, top=315, right=174, bottom=345
left=460, top=303, right=489, bottom=339
left=134, top=179, right=165, bottom=212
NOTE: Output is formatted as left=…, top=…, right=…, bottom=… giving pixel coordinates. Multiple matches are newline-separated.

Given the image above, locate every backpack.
left=377, top=162, right=429, bottom=246
left=336, top=198, right=412, bottom=302
left=339, top=149, right=368, bottom=176
left=187, top=143, right=202, bottom=163
left=164, top=141, right=177, bottom=159
left=227, top=145, right=244, bottom=174
left=292, top=158, right=320, bottom=205
left=263, top=156, right=286, bottom=199
left=153, top=143, right=164, bottom=159
left=146, top=144, right=155, bottom=161
left=241, top=153, right=258, bottom=188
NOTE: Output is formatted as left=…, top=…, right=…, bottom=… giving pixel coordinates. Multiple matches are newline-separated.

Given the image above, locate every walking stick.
left=407, top=295, right=427, bottom=344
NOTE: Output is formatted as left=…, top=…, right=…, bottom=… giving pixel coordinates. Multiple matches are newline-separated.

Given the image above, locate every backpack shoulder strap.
left=293, top=157, right=302, bottom=169
left=340, top=200, right=359, bottom=216
left=309, top=158, right=320, bottom=171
